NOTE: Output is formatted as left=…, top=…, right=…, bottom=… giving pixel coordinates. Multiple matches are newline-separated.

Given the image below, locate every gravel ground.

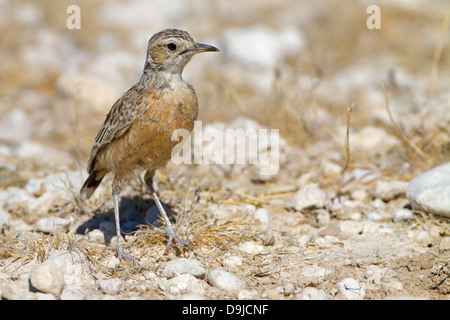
left=0, top=0, right=449, bottom=300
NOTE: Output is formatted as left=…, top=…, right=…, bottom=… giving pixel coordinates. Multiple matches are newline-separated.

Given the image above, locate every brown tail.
left=80, top=171, right=106, bottom=200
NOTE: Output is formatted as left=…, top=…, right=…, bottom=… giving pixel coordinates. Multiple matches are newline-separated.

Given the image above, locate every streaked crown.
left=145, top=29, right=219, bottom=73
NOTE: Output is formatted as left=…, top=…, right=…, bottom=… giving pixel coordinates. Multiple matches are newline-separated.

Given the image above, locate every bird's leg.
left=145, top=175, right=189, bottom=252
left=112, top=184, right=136, bottom=262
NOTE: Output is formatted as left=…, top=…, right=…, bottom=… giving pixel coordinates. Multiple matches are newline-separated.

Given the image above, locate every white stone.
left=98, top=279, right=124, bottom=295
left=238, top=289, right=260, bottom=300
left=87, top=229, right=105, bottom=244
left=393, top=209, right=413, bottom=222
left=367, top=212, right=382, bottom=221
left=158, top=258, right=206, bottom=279
left=373, top=180, right=408, bottom=201
left=439, top=237, right=450, bottom=252
left=314, top=235, right=340, bottom=246
left=294, top=184, right=327, bottom=210
left=406, top=162, right=450, bottom=218
left=0, top=206, right=10, bottom=230
left=362, top=221, right=380, bottom=234
left=207, top=269, right=245, bottom=293
left=415, top=230, right=431, bottom=243
left=222, top=255, right=243, bottom=269
left=350, top=126, right=400, bottom=151
left=338, top=221, right=364, bottom=235
left=337, top=278, right=366, bottom=300
left=25, top=178, right=46, bottom=197
left=300, top=266, right=331, bottom=280
left=213, top=203, right=255, bottom=220
left=254, top=208, right=273, bottom=227
left=47, top=251, right=89, bottom=288
left=238, top=241, right=264, bottom=255
left=166, top=273, right=206, bottom=295
left=386, top=281, right=404, bottom=291
left=35, top=217, right=71, bottom=234
left=366, top=265, right=397, bottom=289
left=296, top=234, right=311, bottom=247
left=29, top=260, right=65, bottom=297
left=316, top=209, right=330, bottom=224
left=298, top=287, right=327, bottom=300
left=175, top=293, right=206, bottom=300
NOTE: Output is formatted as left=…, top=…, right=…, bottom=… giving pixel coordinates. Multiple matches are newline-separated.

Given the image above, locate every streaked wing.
left=86, top=85, right=149, bottom=172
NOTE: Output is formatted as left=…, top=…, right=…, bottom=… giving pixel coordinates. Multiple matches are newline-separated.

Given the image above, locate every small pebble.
left=316, top=209, right=330, bottom=225
left=373, top=180, right=408, bottom=201
left=300, top=266, right=330, bottom=280
left=338, top=220, right=364, bottom=235
left=25, top=178, right=45, bottom=197
left=175, top=293, right=206, bottom=300
left=166, top=273, right=206, bottom=295
left=362, top=221, right=380, bottom=234
left=337, top=278, right=366, bottom=300
left=207, top=269, right=245, bottom=293
left=262, top=287, right=283, bottom=300
left=98, top=279, right=124, bottom=295
left=254, top=208, right=273, bottom=227
left=214, top=204, right=255, bottom=220
left=222, top=255, right=243, bottom=268
left=294, top=184, right=327, bottom=210
left=238, top=289, right=260, bottom=300
left=158, top=258, right=206, bottom=279
left=238, top=241, right=264, bottom=255
left=393, top=209, right=413, bottom=222
left=87, top=229, right=105, bottom=244
left=439, top=237, right=450, bottom=252
left=367, top=212, right=382, bottom=221
left=0, top=206, right=10, bottom=230
left=297, top=287, right=327, bottom=300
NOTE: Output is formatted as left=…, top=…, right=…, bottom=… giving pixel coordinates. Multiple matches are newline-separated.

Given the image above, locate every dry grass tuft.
left=0, top=231, right=112, bottom=269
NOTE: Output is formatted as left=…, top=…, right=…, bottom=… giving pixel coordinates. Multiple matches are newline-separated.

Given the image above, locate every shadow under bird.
left=80, top=29, right=219, bottom=261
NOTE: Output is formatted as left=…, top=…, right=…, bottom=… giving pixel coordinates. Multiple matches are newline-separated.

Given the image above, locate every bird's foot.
left=116, top=245, right=137, bottom=263
left=150, top=225, right=190, bottom=252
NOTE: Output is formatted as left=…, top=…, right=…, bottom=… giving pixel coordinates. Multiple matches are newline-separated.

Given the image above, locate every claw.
left=116, top=244, right=137, bottom=262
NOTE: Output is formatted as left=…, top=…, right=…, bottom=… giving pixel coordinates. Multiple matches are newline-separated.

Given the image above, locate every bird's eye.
left=167, top=43, right=177, bottom=51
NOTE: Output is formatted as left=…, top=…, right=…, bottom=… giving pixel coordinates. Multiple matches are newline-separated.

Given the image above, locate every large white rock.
left=406, top=162, right=450, bottom=218
left=207, top=268, right=245, bottom=293
left=29, top=260, right=65, bottom=298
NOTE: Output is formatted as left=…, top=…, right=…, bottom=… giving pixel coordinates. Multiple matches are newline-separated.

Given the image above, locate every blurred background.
left=0, top=0, right=449, bottom=188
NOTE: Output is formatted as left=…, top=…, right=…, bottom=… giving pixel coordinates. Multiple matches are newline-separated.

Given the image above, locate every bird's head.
left=145, top=29, right=219, bottom=75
